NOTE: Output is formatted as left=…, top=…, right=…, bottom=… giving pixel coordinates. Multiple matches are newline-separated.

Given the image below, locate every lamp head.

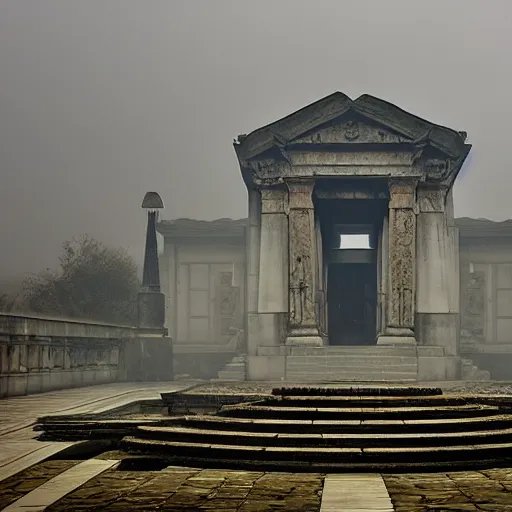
left=141, top=191, right=164, bottom=212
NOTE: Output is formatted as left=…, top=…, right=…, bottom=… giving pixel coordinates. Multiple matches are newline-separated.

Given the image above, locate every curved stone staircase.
left=122, top=387, right=512, bottom=472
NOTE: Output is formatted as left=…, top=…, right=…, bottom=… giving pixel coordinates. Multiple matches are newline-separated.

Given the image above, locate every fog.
left=1, top=0, right=511, bottom=278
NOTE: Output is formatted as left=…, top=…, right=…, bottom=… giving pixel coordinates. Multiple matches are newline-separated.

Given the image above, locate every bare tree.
left=21, top=235, right=140, bottom=325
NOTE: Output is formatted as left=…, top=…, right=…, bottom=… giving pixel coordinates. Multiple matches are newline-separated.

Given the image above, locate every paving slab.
left=320, top=473, right=394, bottom=512
left=2, top=459, right=118, bottom=511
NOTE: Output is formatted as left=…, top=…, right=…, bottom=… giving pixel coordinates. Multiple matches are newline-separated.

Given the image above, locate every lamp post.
left=138, top=191, right=167, bottom=334
left=127, top=191, right=172, bottom=382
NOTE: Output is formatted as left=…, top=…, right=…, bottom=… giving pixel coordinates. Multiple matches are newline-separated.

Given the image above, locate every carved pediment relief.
left=290, top=116, right=409, bottom=145
left=234, top=92, right=472, bottom=187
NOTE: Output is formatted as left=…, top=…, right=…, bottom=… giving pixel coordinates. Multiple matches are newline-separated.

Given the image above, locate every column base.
left=285, top=335, right=325, bottom=347
left=285, top=327, right=325, bottom=347
left=376, top=327, right=416, bottom=346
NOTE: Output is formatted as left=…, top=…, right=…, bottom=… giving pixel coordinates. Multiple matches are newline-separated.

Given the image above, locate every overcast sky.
left=1, top=0, right=511, bottom=278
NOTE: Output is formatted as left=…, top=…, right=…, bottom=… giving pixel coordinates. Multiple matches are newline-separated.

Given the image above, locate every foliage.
left=0, top=293, right=15, bottom=312
left=21, top=235, right=140, bottom=325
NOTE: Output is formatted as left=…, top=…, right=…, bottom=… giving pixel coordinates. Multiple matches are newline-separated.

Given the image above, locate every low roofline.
left=456, top=217, right=512, bottom=239
left=157, top=217, right=247, bottom=240
left=157, top=216, right=512, bottom=242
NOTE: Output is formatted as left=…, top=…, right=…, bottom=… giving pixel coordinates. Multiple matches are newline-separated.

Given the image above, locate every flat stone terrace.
left=0, top=381, right=195, bottom=483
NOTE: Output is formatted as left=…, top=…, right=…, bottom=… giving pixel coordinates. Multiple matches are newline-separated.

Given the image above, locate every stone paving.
left=3, top=457, right=512, bottom=510
left=384, top=470, right=512, bottom=511
left=0, top=459, right=81, bottom=510
left=45, top=467, right=324, bottom=511
left=0, top=381, right=194, bottom=484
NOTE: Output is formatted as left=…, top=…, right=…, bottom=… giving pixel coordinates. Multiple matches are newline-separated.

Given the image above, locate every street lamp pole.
left=138, top=191, right=167, bottom=333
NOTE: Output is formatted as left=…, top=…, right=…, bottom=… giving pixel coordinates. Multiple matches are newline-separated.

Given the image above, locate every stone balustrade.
left=0, top=312, right=138, bottom=398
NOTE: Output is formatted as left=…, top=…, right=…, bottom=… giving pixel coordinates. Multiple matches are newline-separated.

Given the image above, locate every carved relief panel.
left=387, top=180, right=417, bottom=330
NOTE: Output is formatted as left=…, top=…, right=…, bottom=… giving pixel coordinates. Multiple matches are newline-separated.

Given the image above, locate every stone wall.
left=0, top=313, right=137, bottom=397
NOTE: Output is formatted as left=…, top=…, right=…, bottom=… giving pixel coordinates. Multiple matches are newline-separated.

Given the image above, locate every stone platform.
left=34, top=383, right=512, bottom=472
left=4, top=382, right=512, bottom=510
left=121, top=386, right=512, bottom=472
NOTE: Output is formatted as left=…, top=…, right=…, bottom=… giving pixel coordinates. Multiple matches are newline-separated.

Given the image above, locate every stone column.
left=285, top=179, right=324, bottom=346
left=245, top=188, right=261, bottom=357
left=415, top=185, right=460, bottom=378
left=377, top=179, right=417, bottom=345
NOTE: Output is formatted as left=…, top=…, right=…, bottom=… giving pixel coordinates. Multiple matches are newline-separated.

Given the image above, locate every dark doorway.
left=315, top=183, right=387, bottom=347
left=327, top=262, right=377, bottom=345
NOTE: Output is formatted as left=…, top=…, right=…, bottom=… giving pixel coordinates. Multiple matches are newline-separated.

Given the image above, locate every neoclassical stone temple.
left=232, top=92, right=470, bottom=380
left=159, top=92, right=512, bottom=382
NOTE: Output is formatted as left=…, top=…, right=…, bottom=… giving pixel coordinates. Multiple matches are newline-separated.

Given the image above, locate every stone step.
left=134, top=424, right=512, bottom=448
left=262, top=395, right=496, bottom=408
left=286, top=363, right=418, bottom=372
left=216, top=355, right=246, bottom=382
left=290, top=347, right=417, bottom=356
left=285, top=360, right=418, bottom=367
left=217, top=373, right=245, bottom=382
left=121, top=437, right=512, bottom=467
left=218, top=403, right=500, bottom=420
left=223, top=364, right=245, bottom=370
left=286, top=359, right=417, bottom=370
left=285, top=373, right=417, bottom=382
left=117, top=453, right=509, bottom=472
left=157, top=413, right=512, bottom=434
left=119, top=387, right=512, bottom=471
left=273, top=386, right=443, bottom=397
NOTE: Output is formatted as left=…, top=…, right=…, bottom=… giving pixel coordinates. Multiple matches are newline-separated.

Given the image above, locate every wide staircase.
left=122, top=386, right=512, bottom=472
left=285, top=345, right=418, bottom=381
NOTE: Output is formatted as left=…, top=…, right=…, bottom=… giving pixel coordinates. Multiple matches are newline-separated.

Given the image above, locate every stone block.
left=247, top=355, right=285, bottom=381
left=0, top=375, right=7, bottom=398
left=70, top=370, right=83, bottom=387
left=417, top=345, right=445, bottom=357
left=7, top=374, right=28, bottom=396
left=285, top=335, right=325, bottom=347
left=27, top=344, right=41, bottom=370
left=418, top=356, right=447, bottom=381
left=8, top=345, right=21, bottom=373
left=82, top=370, right=96, bottom=386
left=416, top=313, right=458, bottom=355
left=60, top=370, right=74, bottom=388
left=257, top=345, right=291, bottom=356
left=247, top=313, right=285, bottom=348
left=0, top=344, right=8, bottom=373
left=26, top=373, right=42, bottom=394
left=49, top=371, right=64, bottom=390
left=40, top=371, right=51, bottom=392
left=445, top=355, right=460, bottom=380
left=376, top=335, right=416, bottom=346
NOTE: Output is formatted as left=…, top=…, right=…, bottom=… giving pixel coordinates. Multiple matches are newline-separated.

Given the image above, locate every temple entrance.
left=327, top=262, right=377, bottom=345
left=316, top=184, right=388, bottom=346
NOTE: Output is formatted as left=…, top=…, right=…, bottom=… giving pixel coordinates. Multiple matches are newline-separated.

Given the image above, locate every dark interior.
left=316, top=184, right=388, bottom=346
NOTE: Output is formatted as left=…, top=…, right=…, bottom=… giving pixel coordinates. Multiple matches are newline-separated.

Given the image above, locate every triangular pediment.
left=234, top=92, right=468, bottom=161
left=289, top=112, right=410, bottom=145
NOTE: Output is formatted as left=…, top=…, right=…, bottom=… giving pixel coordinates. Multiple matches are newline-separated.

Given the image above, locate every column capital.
left=388, top=178, right=418, bottom=209
left=260, top=187, right=288, bottom=214
left=286, top=179, right=315, bottom=209
left=417, top=185, right=449, bottom=213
